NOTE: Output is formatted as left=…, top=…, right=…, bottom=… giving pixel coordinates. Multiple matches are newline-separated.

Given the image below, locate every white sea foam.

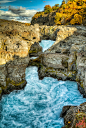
left=1, top=66, right=86, bottom=128
left=0, top=39, right=86, bottom=128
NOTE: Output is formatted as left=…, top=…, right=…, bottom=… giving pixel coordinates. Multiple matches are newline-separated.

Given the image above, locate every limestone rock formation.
left=0, top=19, right=40, bottom=99
left=0, top=19, right=86, bottom=128
left=30, top=25, right=86, bottom=98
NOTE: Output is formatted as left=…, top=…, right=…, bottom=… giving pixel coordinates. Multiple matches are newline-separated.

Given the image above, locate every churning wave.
left=0, top=40, right=86, bottom=128
left=0, top=66, right=86, bottom=128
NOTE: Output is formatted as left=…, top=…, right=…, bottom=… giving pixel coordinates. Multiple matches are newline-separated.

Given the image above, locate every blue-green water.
left=0, top=40, right=86, bottom=128
left=39, top=40, right=55, bottom=52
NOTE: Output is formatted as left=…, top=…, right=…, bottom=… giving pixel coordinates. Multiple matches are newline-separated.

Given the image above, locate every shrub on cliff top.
left=54, top=12, right=67, bottom=25
left=70, top=14, right=82, bottom=24
left=52, top=6, right=59, bottom=10
left=32, top=12, right=44, bottom=20
left=44, top=5, right=52, bottom=14
left=32, top=0, right=86, bottom=25
left=52, top=4, right=59, bottom=11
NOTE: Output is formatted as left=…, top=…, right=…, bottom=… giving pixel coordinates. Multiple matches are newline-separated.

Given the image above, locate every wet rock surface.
left=61, top=102, right=86, bottom=128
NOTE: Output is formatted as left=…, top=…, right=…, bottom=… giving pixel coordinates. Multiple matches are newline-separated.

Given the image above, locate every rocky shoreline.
left=0, top=19, right=40, bottom=99
left=30, top=25, right=86, bottom=97
left=0, top=19, right=86, bottom=127
left=29, top=25, right=86, bottom=128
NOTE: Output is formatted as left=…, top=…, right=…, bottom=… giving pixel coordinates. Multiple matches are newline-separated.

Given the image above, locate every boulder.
left=29, top=42, right=42, bottom=57
left=62, top=102, right=86, bottom=128
left=60, top=106, right=72, bottom=118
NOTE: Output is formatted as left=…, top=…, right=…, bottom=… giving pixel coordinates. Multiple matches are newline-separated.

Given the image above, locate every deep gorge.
left=0, top=40, right=86, bottom=128
left=0, top=20, right=86, bottom=127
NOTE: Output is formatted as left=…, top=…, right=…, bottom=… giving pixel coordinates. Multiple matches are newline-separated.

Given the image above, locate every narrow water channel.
left=0, top=40, right=86, bottom=128
left=39, top=40, right=55, bottom=52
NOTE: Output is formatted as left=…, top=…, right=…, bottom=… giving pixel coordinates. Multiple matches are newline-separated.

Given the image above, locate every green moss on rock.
left=0, top=87, right=2, bottom=94
left=6, top=78, right=25, bottom=87
left=76, top=76, right=84, bottom=89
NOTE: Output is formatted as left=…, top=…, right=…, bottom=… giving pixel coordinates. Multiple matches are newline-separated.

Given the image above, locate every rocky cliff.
left=0, top=19, right=41, bottom=99
left=29, top=25, right=86, bottom=128
left=31, top=0, right=86, bottom=26
left=30, top=25, right=86, bottom=98
left=0, top=19, right=86, bottom=127
left=0, top=19, right=86, bottom=99
left=31, top=11, right=57, bottom=26
left=60, top=102, right=86, bottom=128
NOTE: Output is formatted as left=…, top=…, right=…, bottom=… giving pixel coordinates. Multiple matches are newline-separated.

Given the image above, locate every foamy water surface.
left=0, top=40, right=86, bottom=128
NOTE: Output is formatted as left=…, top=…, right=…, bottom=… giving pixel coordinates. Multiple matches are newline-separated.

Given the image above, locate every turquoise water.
left=0, top=40, right=86, bottom=128
left=39, top=40, right=55, bottom=52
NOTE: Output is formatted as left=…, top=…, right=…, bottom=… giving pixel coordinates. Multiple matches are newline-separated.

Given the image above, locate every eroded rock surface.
left=0, top=19, right=86, bottom=102
left=61, top=102, right=86, bottom=128
left=29, top=42, right=42, bottom=57
left=36, top=25, right=86, bottom=98
left=0, top=20, right=40, bottom=99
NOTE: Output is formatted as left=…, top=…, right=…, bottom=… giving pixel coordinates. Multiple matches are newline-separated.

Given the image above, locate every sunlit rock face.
left=39, top=25, right=77, bottom=42
left=0, top=19, right=86, bottom=99
left=0, top=20, right=40, bottom=98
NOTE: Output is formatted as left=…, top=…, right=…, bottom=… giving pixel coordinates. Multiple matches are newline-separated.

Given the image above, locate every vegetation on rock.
left=74, top=112, right=86, bottom=128
left=44, top=5, right=52, bottom=14
left=32, top=0, right=86, bottom=25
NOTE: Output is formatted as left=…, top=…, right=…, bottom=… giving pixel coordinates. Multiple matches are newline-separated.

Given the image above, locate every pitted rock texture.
left=0, top=19, right=86, bottom=101
left=0, top=19, right=40, bottom=99
left=61, top=102, right=86, bottom=128
left=38, top=25, right=86, bottom=96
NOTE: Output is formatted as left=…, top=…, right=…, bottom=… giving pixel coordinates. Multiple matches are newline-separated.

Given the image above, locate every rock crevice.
left=0, top=19, right=86, bottom=128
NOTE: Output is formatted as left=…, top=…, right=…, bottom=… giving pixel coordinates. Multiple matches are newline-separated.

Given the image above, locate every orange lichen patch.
left=75, top=112, right=86, bottom=128
left=0, top=50, right=13, bottom=54
left=14, top=51, right=28, bottom=57
left=68, top=121, right=71, bottom=124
